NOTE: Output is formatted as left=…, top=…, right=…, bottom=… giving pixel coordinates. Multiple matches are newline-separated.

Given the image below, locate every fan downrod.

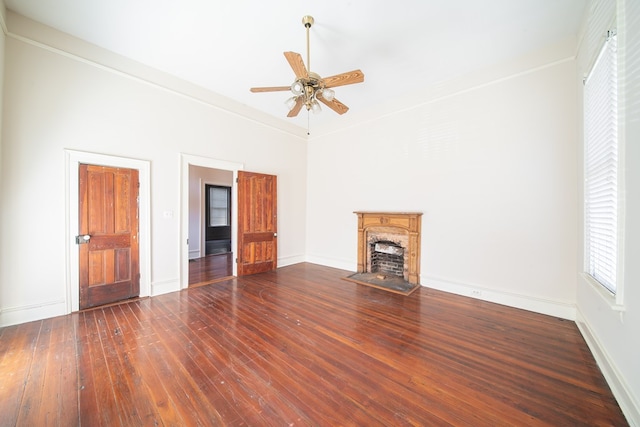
left=302, top=15, right=314, bottom=72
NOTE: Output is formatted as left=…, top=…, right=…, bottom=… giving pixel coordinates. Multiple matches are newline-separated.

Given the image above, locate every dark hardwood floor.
left=189, top=253, right=233, bottom=287
left=0, top=263, right=627, bottom=426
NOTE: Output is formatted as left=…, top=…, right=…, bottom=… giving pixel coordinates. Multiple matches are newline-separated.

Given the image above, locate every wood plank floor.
left=0, top=263, right=627, bottom=426
left=189, top=253, right=233, bottom=287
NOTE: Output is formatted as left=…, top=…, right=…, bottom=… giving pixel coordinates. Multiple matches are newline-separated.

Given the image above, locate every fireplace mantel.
left=354, top=211, right=422, bottom=285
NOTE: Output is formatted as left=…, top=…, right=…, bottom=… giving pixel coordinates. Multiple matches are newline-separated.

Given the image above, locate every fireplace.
left=346, top=212, right=422, bottom=295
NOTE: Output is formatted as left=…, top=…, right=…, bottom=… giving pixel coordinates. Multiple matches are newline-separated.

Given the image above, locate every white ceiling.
left=4, top=0, right=587, bottom=129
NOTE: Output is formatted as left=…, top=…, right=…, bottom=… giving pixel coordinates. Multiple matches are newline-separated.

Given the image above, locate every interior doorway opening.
left=188, top=165, right=234, bottom=287
left=181, top=154, right=243, bottom=289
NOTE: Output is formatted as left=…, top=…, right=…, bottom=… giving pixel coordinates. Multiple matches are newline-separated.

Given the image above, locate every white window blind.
left=584, top=30, right=618, bottom=294
left=209, top=187, right=230, bottom=227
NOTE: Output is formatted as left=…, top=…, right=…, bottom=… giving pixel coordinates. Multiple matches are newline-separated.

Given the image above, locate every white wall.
left=306, top=39, right=579, bottom=320
left=188, top=165, right=233, bottom=259
left=574, top=0, right=640, bottom=424
left=0, top=14, right=307, bottom=326
left=0, top=1, right=5, bottom=315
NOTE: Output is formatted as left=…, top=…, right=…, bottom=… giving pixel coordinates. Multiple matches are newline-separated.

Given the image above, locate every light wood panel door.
left=79, top=164, right=139, bottom=309
left=237, top=171, right=277, bottom=275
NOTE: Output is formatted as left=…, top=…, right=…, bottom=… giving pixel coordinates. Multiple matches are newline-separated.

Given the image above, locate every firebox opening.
left=370, top=241, right=405, bottom=279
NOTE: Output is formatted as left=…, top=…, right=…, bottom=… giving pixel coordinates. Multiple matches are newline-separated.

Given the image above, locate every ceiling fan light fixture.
left=310, top=99, right=322, bottom=114
left=290, top=81, right=304, bottom=95
left=284, top=96, right=298, bottom=110
left=319, top=88, right=335, bottom=102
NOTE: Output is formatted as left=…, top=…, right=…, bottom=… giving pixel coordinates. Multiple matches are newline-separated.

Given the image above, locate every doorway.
left=181, top=154, right=242, bottom=289
left=65, top=150, right=151, bottom=313
left=187, top=164, right=234, bottom=286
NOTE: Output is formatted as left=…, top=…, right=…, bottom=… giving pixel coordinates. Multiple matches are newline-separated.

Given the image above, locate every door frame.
left=65, top=150, right=151, bottom=313
left=180, top=153, right=243, bottom=289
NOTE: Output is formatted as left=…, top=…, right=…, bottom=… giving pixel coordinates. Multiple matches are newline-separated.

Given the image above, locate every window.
left=207, top=186, right=230, bottom=227
left=584, top=30, right=619, bottom=294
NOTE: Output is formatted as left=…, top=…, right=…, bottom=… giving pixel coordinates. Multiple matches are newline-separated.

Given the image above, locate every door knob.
left=75, top=234, right=91, bottom=244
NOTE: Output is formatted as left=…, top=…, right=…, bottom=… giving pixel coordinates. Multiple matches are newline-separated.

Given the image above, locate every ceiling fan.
left=250, top=15, right=365, bottom=117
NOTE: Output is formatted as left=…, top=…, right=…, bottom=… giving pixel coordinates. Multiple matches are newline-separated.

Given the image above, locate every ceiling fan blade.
left=250, top=86, right=291, bottom=93
left=317, top=96, right=349, bottom=115
left=322, top=70, right=365, bottom=88
left=284, top=52, right=308, bottom=80
left=287, top=97, right=304, bottom=117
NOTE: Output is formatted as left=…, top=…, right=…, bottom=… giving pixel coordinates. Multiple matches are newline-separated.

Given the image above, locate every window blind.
left=209, top=187, right=230, bottom=227
left=584, top=31, right=618, bottom=293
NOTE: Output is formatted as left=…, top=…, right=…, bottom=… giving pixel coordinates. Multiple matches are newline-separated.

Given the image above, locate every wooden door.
left=79, top=164, right=140, bottom=309
left=237, top=171, right=277, bottom=275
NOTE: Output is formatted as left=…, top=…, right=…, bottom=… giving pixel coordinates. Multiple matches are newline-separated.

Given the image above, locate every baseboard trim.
left=421, top=275, right=576, bottom=320
left=304, top=255, right=354, bottom=273
left=575, top=308, right=639, bottom=426
left=301, top=260, right=577, bottom=320
left=278, top=254, right=306, bottom=268
left=0, top=299, right=67, bottom=327
left=151, top=279, right=181, bottom=296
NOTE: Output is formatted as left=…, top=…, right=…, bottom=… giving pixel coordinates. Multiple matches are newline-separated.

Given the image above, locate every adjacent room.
left=0, top=0, right=638, bottom=425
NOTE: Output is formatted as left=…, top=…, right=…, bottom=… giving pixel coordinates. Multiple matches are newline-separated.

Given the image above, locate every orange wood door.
left=79, top=164, right=140, bottom=309
left=237, top=171, right=277, bottom=275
